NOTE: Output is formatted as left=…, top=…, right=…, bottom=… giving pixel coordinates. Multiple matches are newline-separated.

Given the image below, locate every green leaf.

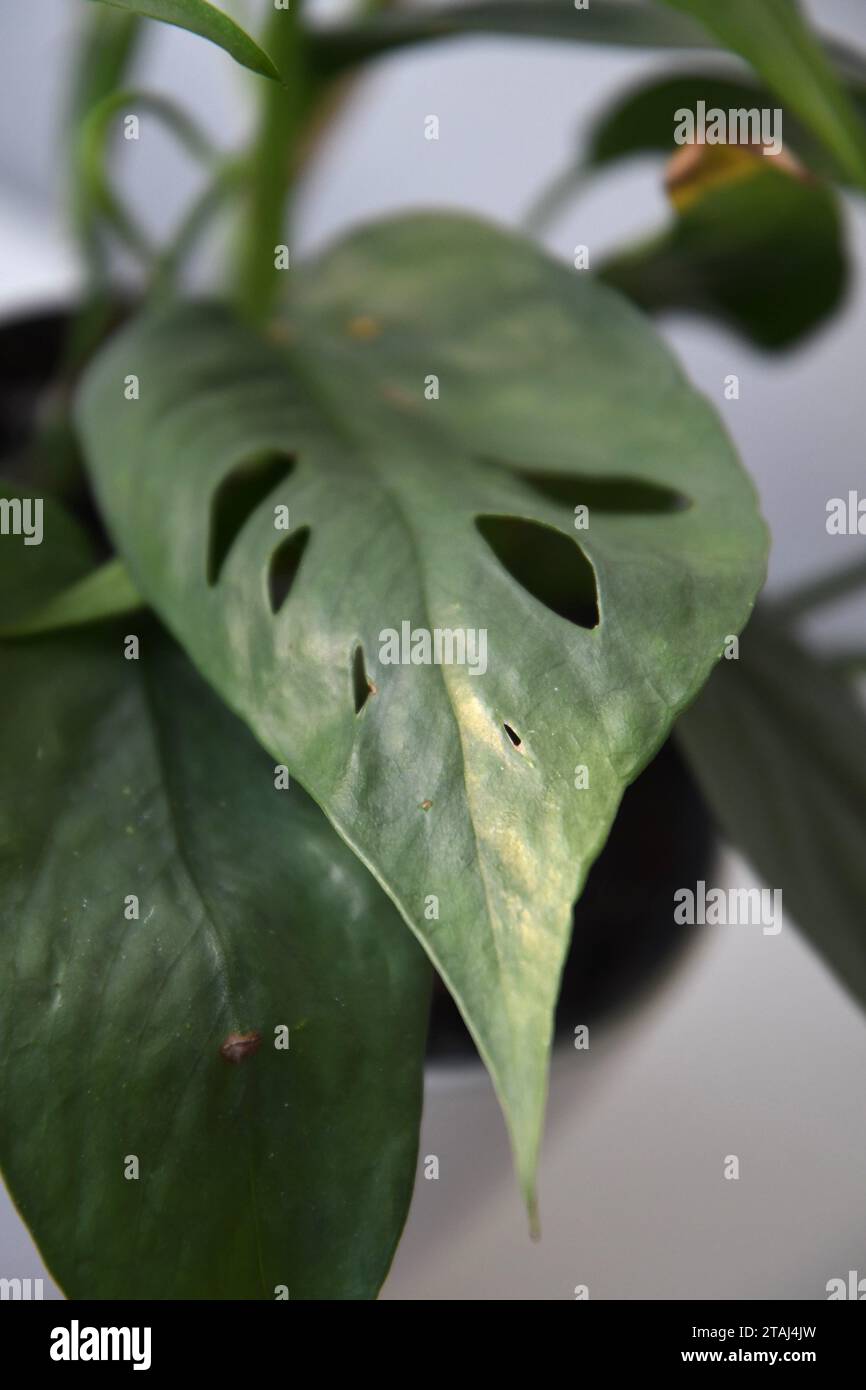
left=70, top=7, right=142, bottom=129
left=589, top=72, right=866, bottom=182
left=87, top=0, right=281, bottom=82
left=0, top=484, right=94, bottom=625
left=676, top=609, right=866, bottom=1014
left=311, top=0, right=714, bottom=72
left=0, top=593, right=430, bottom=1298
left=523, top=70, right=852, bottom=346
left=0, top=557, right=142, bottom=637
left=659, top=0, right=866, bottom=191
left=77, top=212, right=768, bottom=1207
left=76, top=89, right=219, bottom=268
left=600, top=157, right=847, bottom=349
left=309, top=0, right=866, bottom=111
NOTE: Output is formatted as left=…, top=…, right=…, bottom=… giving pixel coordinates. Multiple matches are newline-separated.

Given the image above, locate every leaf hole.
left=352, top=643, right=376, bottom=714
left=269, top=526, right=310, bottom=615
left=503, top=723, right=523, bottom=749
left=208, top=451, right=296, bottom=586
left=476, top=515, right=600, bottom=629
left=480, top=458, right=690, bottom=514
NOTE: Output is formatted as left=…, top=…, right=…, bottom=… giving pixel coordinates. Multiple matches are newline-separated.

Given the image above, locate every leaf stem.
left=232, top=8, right=313, bottom=324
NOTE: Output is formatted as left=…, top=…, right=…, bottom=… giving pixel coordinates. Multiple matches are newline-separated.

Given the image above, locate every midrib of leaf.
left=276, top=338, right=535, bottom=1194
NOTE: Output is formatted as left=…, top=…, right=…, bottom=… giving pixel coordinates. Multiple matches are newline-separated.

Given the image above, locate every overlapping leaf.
left=78, top=212, right=768, bottom=1206
left=0, top=519, right=429, bottom=1299
left=583, top=71, right=866, bottom=185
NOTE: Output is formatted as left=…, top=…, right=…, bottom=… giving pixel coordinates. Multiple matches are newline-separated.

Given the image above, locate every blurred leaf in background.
left=677, top=602, right=866, bottom=1014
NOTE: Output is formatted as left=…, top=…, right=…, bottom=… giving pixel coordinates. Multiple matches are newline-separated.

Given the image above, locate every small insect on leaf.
left=220, top=1030, right=262, bottom=1064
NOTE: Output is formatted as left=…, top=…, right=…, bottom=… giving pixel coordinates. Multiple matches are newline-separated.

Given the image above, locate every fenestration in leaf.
left=77, top=212, right=768, bottom=1211
left=0, top=555, right=430, bottom=1296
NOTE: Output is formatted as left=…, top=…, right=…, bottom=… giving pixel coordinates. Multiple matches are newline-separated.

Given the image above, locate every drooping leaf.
left=676, top=609, right=866, bottom=1014
left=525, top=68, right=866, bottom=231
left=523, top=71, right=850, bottom=347
left=308, top=0, right=724, bottom=73
left=0, top=556, right=142, bottom=637
left=309, top=0, right=866, bottom=113
left=87, top=0, right=281, bottom=82
left=78, top=212, right=768, bottom=1207
left=659, top=0, right=866, bottom=191
left=0, top=538, right=430, bottom=1299
left=600, top=151, right=847, bottom=349
left=583, top=71, right=866, bottom=184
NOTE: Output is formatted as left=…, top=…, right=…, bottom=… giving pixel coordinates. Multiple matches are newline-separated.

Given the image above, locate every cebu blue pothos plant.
left=1, top=0, right=865, bottom=1299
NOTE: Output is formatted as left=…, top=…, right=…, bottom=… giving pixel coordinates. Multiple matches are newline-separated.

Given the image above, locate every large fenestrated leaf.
left=0, top=537, right=430, bottom=1298
left=676, top=609, right=866, bottom=1014
left=78, top=212, right=768, bottom=1207
left=87, top=0, right=281, bottom=81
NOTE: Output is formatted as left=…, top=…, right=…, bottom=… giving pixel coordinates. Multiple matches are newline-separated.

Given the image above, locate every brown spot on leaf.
left=665, top=142, right=807, bottom=213
left=220, top=1030, right=262, bottom=1064
left=267, top=321, right=296, bottom=347
left=421, top=799, right=432, bottom=811
left=346, top=314, right=381, bottom=341
left=380, top=383, right=417, bottom=409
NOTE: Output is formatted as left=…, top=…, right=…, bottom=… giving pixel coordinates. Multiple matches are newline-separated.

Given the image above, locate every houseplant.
left=0, top=0, right=864, bottom=1300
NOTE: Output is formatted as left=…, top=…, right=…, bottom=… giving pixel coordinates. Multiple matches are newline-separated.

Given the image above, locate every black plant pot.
left=1, top=307, right=717, bottom=1063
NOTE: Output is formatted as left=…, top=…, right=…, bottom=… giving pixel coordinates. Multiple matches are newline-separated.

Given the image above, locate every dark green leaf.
left=87, top=0, right=281, bottom=82
left=600, top=159, right=847, bottom=349
left=0, top=540, right=430, bottom=1299
left=311, top=0, right=714, bottom=72
left=583, top=71, right=866, bottom=183
left=660, top=0, right=866, bottom=190
left=676, top=609, right=866, bottom=1014
left=78, top=212, right=767, bottom=1207
left=0, top=557, right=142, bottom=637
left=0, top=484, right=94, bottom=625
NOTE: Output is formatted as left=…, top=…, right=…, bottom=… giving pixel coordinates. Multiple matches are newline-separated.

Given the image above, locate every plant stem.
left=233, top=7, right=312, bottom=324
